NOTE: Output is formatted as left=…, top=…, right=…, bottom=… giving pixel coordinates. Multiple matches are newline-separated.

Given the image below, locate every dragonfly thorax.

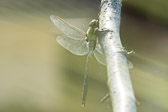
left=86, top=19, right=99, bottom=52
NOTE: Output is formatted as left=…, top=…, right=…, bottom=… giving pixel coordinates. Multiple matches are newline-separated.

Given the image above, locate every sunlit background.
left=0, top=0, right=168, bottom=112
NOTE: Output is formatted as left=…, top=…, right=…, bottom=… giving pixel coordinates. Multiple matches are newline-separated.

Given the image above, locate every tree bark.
left=98, top=0, right=137, bottom=112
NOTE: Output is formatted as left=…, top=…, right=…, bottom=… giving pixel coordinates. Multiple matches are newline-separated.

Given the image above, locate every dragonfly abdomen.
left=88, top=40, right=96, bottom=52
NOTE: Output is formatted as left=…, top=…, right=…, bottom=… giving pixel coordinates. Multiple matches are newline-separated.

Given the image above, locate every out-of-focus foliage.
left=124, top=0, right=168, bottom=24
left=0, top=0, right=168, bottom=112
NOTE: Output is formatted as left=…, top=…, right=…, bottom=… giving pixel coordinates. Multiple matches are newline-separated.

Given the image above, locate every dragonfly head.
left=89, top=19, right=98, bottom=28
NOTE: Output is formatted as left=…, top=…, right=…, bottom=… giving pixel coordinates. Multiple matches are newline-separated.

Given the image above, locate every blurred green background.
left=0, top=0, right=168, bottom=112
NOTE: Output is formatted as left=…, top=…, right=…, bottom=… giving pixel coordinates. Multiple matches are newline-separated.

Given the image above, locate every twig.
left=100, top=93, right=110, bottom=103
left=98, top=0, right=137, bottom=112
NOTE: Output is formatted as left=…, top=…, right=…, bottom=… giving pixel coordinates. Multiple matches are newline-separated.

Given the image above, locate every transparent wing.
left=56, top=36, right=89, bottom=56
left=94, top=49, right=106, bottom=66
left=95, top=42, right=104, bottom=55
left=50, top=15, right=86, bottom=40
left=93, top=42, right=106, bottom=65
left=94, top=50, right=106, bottom=65
left=128, top=61, right=133, bottom=69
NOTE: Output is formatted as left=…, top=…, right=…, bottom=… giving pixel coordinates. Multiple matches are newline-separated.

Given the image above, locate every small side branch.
left=98, top=0, right=137, bottom=112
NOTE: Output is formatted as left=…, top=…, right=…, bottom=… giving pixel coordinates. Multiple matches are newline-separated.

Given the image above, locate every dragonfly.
left=50, top=15, right=106, bottom=106
left=50, top=15, right=133, bottom=106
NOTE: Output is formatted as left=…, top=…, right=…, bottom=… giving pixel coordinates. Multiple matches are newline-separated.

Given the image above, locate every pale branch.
left=98, top=0, right=137, bottom=112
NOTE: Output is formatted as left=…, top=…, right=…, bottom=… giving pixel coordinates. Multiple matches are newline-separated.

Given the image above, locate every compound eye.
left=89, top=19, right=97, bottom=26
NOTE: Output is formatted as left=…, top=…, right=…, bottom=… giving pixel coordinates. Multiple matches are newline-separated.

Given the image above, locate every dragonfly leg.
left=95, top=28, right=113, bottom=39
